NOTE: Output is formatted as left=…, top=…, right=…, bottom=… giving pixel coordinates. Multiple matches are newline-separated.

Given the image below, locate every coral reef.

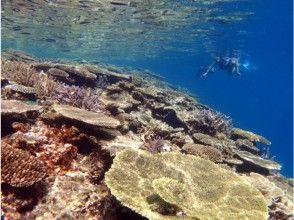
left=51, top=104, right=120, bottom=129
left=141, top=137, right=172, bottom=154
left=50, top=83, right=104, bottom=113
left=182, top=143, right=223, bottom=162
left=1, top=143, right=47, bottom=187
left=105, top=148, right=268, bottom=220
left=1, top=54, right=292, bottom=220
left=268, top=196, right=294, bottom=220
left=1, top=60, right=57, bottom=99
left=1, top=100, right=41, bottom=116
left=235, top=150, right=282, bottom=171
left=191, top=108, right=233, bottom=135
left=1, top=61, right=39, bottom=87
left=231, top=128, right=271, bottom=145
left=244, top=172, right=285, bottom=204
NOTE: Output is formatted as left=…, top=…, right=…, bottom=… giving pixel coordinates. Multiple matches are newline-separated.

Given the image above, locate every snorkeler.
left=202, top=56, right=241, bottom=77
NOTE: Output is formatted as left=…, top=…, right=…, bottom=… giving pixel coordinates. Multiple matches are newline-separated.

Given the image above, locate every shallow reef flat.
left=1, top=50, right=293, bottom=220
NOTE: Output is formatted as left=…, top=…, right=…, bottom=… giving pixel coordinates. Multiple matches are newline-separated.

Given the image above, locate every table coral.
left=105, top=148, right=268, bottom=220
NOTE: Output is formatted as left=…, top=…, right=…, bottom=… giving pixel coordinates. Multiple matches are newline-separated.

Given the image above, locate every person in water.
left=202, top=56, right=241, bottom=77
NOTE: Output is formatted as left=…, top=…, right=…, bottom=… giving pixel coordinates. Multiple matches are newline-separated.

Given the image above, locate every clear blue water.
left=2, top=0, right=293, bottom=176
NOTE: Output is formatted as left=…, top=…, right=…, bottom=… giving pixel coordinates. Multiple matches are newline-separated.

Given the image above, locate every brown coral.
left=1, top=61, right=39, bottom=87
left=1, top=60, right=57, bottom=99
left=27, top=121, right=79, bottom=172
left=182, top=143, right=223, bottom=162
left=3, top=120, right=80, bottom=174
left=1, top=143, right=47, bottom=187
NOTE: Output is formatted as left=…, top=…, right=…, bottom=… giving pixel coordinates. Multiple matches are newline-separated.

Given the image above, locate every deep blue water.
left=2, top=0, right=293, bottom=176
left=132, top=0, right=294, bottom=177
left=121, top=0, right=294, bottom=177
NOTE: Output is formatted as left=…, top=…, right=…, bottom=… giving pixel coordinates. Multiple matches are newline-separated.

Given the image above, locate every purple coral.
left=192, top=108, right=233, bottom=135
left=141, top=137, right=170, bottom=154
left=50, top=83, right=104, bottom=113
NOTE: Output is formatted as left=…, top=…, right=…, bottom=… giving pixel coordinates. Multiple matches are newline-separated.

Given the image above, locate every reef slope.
left=1, top=50, right=293, bottom=220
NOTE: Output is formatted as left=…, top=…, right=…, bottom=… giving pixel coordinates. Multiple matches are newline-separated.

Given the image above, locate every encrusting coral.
left=105, top=148, right=268, bottom=220
left=182, top=143, right=223, bottom=162
left=1, top=143, right=47, bottom=187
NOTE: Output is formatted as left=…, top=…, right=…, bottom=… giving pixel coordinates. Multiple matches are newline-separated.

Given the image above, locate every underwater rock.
left=52, top=104, right=120, bottom=129
left=231, top=128, right=271, bottom=145
left=182, top=143, right=223, bottom=162
left=1, top=143, right=46, bottom=187
left=235, top=150, right=281, bottom=170
left=105, top=148, right=268, bottom=220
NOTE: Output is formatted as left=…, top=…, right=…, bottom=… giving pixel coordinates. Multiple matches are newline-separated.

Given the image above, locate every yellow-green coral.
left=105, top=149, right=268, bottom=220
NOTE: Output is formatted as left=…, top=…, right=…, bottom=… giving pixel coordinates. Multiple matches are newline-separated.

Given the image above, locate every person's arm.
left=203, top=62, right=216, bottom=77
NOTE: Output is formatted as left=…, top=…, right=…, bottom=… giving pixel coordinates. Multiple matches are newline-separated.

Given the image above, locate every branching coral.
left=1, top=61, right=39, bottom=87
left=50, top=83, right=104, bottom=113
left=192, top=108, right=233, bottom=135
left=105, top=149, right=268, bottom=220
left=1, top=143, right=46, bottom=187
left=1, top=61, right=57, bottom=98
left=141, top=137, right=171, bottom=154
left=34, top=73, right=57, bottom=99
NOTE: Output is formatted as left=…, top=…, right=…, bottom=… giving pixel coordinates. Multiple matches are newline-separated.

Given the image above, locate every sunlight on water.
left=2, top=0, right=253, bottom=60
